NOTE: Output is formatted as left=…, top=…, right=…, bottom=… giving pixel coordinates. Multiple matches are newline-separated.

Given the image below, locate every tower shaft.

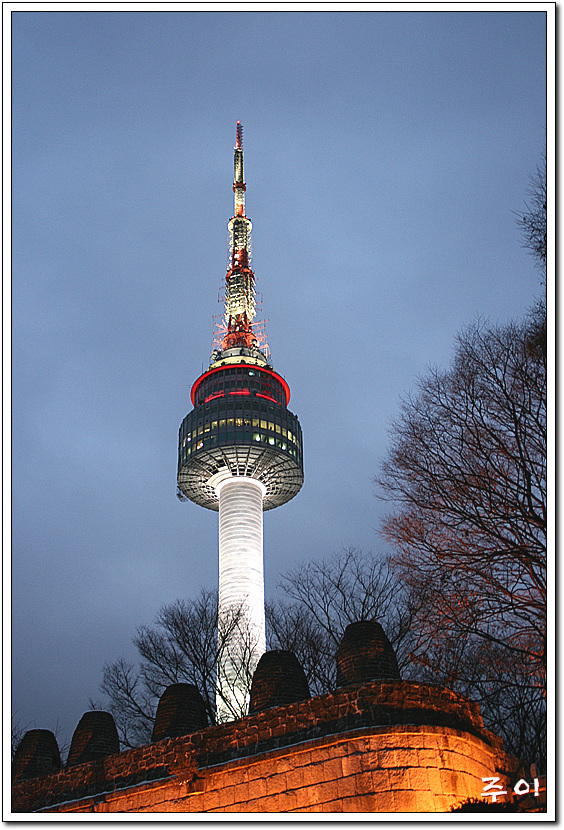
left=215, top=476, right=266, bottom=721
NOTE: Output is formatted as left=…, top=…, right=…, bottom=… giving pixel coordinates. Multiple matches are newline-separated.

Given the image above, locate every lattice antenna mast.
left=223, top=121, right=257, bottom=351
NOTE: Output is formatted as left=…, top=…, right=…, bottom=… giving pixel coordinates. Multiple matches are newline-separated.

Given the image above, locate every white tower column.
left=213, top=475, right=267, bottom=721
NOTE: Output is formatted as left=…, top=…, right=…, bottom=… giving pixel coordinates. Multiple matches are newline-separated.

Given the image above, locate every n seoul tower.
left=177, top=123, right=304, bottom=721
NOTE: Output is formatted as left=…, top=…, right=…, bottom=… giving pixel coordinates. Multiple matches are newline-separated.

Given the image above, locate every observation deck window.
left=178, top=396, right=303, bottom=470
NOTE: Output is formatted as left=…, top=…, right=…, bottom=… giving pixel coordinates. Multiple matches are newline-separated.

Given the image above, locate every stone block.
left=423, top=730, right=451, bottom=751
left=223, top=765, right=247, bottom=787
left=279, top=788, right=298, bottom=811
left=426, top=766, right=443, bottom=793
left=374, top=732, right=400, bottom=750
left=393, top=788, right=423, bottom=812
left=274, top=753, right=299, bottom=775
left=393, top=747, right=419, bottom=768
left=255, top=793, right=280, bottom=811
left=458, top=773, right=479, bottom=800
left=201, top=789, right=221, bottom=811
left=407, top=766, right=431, bottom=792
left=248, top=774, right=267, bottom=798
left=340, top=750, right=362, bottom=778
left=411, top=790, right=438, bottom=812
left=467, top=738, right=494, bottom=763
left=184, top=792, right=204, bottom=812
left=441, top=749, right=465, bottom=772
left=147, top=795, right=176, bottom=813
left=439, top=767, right=459, bottom=795
left=369, top=768, right=392, bottom=793
left=318, top=756, right=343, bottom=782
left=119, top=791, right=143, bottom=812
left=284, top=764, right=305, bottom=791
left=230, top=780, right=249, bottom=805
left=239, top=797, right=261, bottom=812
left=302, top=760, right=329, bottom=788
left=377, top=747, right=397, bottom=769
left=417, top=747, right=442, bottom=767
left=310, top=779, right=340, bottom=805
left=337, top=774, right=358, bottom=800
left=266, top=772, right=286, bottom=795
left=328, top=740, right=350, bottom=759
left=370, top=790, right=398, bottom=812
left=351, top=770, right=378, bottom=795
left=387, top=765, right=409, bottom=790
left=434, top=793, right=454, bottom=812
left=358, top=748, right=380, bottom=772
left=319, top=797, right=345, bottom=812
left=289, top=748, right=313, bottom=770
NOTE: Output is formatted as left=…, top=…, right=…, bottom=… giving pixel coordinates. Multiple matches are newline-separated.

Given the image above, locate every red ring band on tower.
left=191, top=364, right=291, bottom=407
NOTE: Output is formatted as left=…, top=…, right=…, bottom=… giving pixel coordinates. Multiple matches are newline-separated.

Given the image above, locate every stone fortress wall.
left=12, top=621, right=528, bottom=814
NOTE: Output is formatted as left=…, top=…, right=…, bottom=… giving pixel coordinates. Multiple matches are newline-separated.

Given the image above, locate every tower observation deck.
left=177, top=123, right=304, bottom=720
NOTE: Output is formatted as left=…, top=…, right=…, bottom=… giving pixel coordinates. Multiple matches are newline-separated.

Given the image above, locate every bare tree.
left=98, top=658, right=155, bottom=748
left=99, top=589, right=262, bottom=747
left=269, top=547, right=421, bottom=691
left=518, top=150, right=547, bottom=282
left=377, top=309, right=546, bottom=769
left=375, top=153, right=548, bottom=769
left=466, top=640, right=547, bottom=770
left=378, top=312, right=546, bottom=678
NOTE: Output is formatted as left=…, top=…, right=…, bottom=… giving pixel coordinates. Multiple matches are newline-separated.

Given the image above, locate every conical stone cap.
left=66, top=711, right=119, bottom=767
left=336, top=620, right=401, bottom=686
left=152, top=683, right=208, bottom=742
left=12, top=729, right=61, bottom=782
left=249, top=649, right=310, bottom=714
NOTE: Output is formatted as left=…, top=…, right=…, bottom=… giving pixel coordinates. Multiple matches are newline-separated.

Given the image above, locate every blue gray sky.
left=11, top=9, right=547, bottom=751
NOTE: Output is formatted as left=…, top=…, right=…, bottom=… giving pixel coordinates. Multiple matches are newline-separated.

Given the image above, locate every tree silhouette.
left=377, top=307, right=546, bottom=768
left=518, top=151, right=547, bottom=282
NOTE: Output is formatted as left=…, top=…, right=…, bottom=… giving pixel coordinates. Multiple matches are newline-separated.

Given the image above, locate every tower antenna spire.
left=224, top=121, right=254, bottom=351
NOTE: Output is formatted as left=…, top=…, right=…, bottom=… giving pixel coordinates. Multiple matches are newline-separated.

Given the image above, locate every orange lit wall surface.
left=13, top=681, right=519, bottom=814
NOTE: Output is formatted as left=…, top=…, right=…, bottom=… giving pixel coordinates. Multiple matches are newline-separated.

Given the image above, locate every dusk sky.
left=11, top=8, right=548, bottom=752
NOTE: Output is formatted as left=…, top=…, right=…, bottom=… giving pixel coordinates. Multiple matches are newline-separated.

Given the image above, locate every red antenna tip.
left=236, top=122, right=243, bottom=149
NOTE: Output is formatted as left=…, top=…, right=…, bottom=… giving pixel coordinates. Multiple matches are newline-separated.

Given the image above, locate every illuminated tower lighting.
left=177, top=123, right=304, bottom=721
